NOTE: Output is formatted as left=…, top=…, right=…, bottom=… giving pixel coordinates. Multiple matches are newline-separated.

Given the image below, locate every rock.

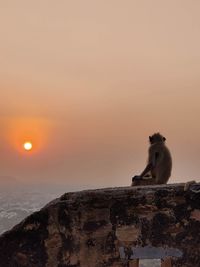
left=0, top=183, right=199, bottom=267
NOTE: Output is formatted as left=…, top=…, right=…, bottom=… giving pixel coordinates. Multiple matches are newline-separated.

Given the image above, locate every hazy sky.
left=0, top=1, right=200, bottom=189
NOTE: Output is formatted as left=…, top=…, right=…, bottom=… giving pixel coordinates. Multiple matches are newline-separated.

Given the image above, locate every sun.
left=23, top=142, right=33, bottom=151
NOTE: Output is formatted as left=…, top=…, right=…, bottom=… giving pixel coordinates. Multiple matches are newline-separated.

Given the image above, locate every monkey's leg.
left=132, top=174, right=157, bottom=186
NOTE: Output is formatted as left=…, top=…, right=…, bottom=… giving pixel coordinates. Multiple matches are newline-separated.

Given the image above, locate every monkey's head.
left=149, top=133, right=166, bottom=144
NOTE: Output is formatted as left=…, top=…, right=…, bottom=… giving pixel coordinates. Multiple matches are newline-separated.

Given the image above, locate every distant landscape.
left=0, top=176, right=77, bottom=234
left=0, top=187, right=58, bottom=234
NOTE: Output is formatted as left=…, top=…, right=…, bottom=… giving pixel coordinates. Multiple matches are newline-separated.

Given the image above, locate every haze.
left=0, top=1, right=200, bottom=190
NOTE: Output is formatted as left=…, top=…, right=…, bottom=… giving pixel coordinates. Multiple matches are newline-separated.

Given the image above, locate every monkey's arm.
left=140, top=152, right=159, bottom=178
left=139, top=163, right=153, bottom=178
left=132, top=163, right=152, bottom=183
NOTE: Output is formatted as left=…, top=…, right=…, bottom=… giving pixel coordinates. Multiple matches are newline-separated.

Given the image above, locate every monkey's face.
left=149, top=133, right=166, bottom=144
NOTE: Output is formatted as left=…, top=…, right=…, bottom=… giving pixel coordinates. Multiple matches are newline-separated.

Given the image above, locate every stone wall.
left=0, top=183, right=199, bottom=267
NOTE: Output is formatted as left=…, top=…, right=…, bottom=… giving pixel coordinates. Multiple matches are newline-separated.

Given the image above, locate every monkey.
left=132, top=133, right=172, bottom=186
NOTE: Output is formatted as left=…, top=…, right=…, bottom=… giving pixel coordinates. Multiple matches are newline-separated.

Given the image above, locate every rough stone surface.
left=0, top=183, right=199, bottom=267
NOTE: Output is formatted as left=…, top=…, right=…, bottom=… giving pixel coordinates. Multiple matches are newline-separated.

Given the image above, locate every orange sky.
left=0, top=1, right=200, bottom=189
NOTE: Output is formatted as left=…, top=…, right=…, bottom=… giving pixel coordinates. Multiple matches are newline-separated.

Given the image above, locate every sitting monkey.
left=132, top=133, right=172, bottom=186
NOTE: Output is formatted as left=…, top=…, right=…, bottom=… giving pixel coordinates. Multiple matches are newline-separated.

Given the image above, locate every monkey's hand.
left=131, top=175, right=142, bottom=186
left=132, top=175, right=142, bottom=181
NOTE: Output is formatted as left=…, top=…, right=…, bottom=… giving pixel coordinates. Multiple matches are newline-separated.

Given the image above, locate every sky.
left=0, top=1, right=200, bottom=190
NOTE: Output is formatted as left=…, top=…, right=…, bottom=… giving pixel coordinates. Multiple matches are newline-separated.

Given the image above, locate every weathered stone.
left=116, top=225, right=140, bottom=242
left=0, top=183, right=199, bottom=267
left=129, top=259, right=139, bottom=267
left=161, top=258, right=172, bottom=267
left=190, top=209, right=200, bottom=221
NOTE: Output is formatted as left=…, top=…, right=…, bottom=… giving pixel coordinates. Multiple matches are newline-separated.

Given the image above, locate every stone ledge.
left=0, top=183, right=199, bottom=267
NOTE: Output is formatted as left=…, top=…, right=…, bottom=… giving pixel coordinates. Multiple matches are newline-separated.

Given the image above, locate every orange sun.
left=23, top=142, right=33, bottom=151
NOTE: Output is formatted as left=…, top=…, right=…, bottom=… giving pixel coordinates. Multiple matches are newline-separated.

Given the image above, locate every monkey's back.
left=149, top=143, right=172, bottom=184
